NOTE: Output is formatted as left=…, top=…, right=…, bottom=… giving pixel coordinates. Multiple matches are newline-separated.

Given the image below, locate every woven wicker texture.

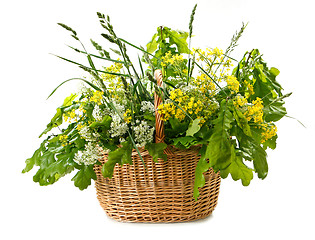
left=94, top=70, right=221, bottom=223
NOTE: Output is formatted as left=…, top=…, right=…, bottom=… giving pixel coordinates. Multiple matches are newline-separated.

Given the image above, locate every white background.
left=1, top=0, right=314, bottom=239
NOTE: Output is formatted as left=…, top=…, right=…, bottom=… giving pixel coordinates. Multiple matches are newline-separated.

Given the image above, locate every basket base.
left=94, top=147, right=221, bottom=223
left=102, top=206, right=216, bottom=223
left=95, top=179, right=221, bottom=223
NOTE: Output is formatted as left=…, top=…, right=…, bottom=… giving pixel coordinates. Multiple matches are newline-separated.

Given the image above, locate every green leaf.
left=252, top=143, right=268, bottom=179
left=173, top=136, right=198, bottom=149
left=40, top=94, right=77, bottom=137
left=165, top=118, right=189, bottom=137
left=194, top=124, right=213, bottom=141
left=71, top=165, right=97, bottom=190
left=263, top=100, right=287, bottom=122
left=205, top=99, right=234, bottom=170
left=193, top=145, right=210, bottom=200
left=101, top=140, right=133, bottom=178
left=237, top=127, right=268, bottom=179
left=44, top=150, right=77, bottom=178
left=206, top=131, right=232, bottom=170
left=186, top=118, right=201, bottom=136
left=33, top=151, right=57, bottom=186
left=89, top=115, right=112, bottom=129
left=232, top=108, right=252, bottom=137
left=22, top=148, right=41, bottom=173
left=146, top=33, right=159, bottom=53
left=220, top=154, right=253, bottom=186
left=164, top=27, right=190, bottom=54
left=145, top=142, right=167, bottom=162
left=262, top=135, right=277, bottom=150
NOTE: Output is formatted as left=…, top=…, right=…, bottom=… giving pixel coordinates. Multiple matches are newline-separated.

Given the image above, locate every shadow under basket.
left=94, top=146, right=221, bottom=223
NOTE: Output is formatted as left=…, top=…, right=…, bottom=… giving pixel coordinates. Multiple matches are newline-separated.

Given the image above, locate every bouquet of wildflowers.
left=23, top=5, right=290, bottom=200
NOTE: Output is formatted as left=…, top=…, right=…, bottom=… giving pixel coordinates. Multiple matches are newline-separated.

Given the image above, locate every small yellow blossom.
left=245, top=97, right=264, bottom=123
left=90, top=90, right=104, bottom=105
left=123, top=109, right=132, bottom=123
left=261, top=124, right=277, bottom=143
left=226, top=75, right=239, bottom=93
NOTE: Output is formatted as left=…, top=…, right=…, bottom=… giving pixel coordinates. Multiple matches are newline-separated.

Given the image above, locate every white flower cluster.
left=132, top=120, right=154, bottom=147
left=140, top=101, right=155, bottom=114
left=73, top=142, right=102, bottom=165
left=180, top=84, right=198, bottom=93
left=92, top=105, right=105, bottom=122
left=112, top=101, right=125, bottom=116
left=109, top=114, right=128, bottom=138
left=79, top=125, right=100, bottom=142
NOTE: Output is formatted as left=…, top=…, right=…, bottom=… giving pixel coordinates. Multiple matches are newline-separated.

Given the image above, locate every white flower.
left=180, top=84, right=197, bottom=93
left=111, top=101, right=125, bottom=116
left=132, top=120, right=154, bottom=147
left=92, top=105, right=104, bottom=122
left=109, top=114, right=128, bottom=138
left=79, top=125, right=100, bottom=142
left=73, top=142, right=102, bottom=165
left=140, top=101, right=155, bottom=114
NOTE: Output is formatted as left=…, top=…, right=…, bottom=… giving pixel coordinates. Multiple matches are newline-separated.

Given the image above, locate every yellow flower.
left=123, top=109, right=132, bottom=123
left=245, top=97, right=264, bottom=123
left=90, top=90, right=104, bottom=105
left=77, top=123, right=86, bottom=131
left=59, top=135, right=68, bottom=146
left=244, top=80, right=255, bottom=96
left=233, top=95, right=248, bottom=108
left=261, top=124, right=277, bottom=143
left=226, top=75, right=239, bottom=93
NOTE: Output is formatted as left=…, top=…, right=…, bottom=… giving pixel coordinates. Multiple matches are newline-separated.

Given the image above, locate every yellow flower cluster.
left=187, top=97, right=202, bottom=115
left=64, top=109, right=77, bottom=123
left=233, top=95, right=248, bottom=108
left=226, top=75, right=240, bottom=93
left=194, top=47, right=224, bottom=62
left=59, top=135, right=68, bottom=147
left=245, top=97, right=264, bottom=123
left=123, top=109, right=132, bottom=123
left=77, top=123, right=86, bottom=131
left=161, top=51, right=184, bottom=67
left=243, top=80, right=255, bottom=96
left=260, top=123, right=277, bottom=143
left=101, top=61, right=123, bottom=81
left=90, top=90, right=104, bottom=105
left=170, top=89, right=187, bottom=102
left=158, top=88, right=217, bottom=124
left=157, top=102, right=176, bottom=121
left=194, top=74, right=216, bottom=94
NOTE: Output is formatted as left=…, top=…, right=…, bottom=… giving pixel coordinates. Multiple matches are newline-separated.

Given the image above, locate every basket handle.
left=154, top=69, right=165, bottom=143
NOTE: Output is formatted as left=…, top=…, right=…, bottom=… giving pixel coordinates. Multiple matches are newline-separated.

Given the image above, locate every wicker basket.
left=94, top=70, right=221, bottom=223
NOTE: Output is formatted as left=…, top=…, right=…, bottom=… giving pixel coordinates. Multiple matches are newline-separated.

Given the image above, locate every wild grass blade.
left=285, top=115, right=306, bottom=128
left=67, top=45, right=126, bottom=64
left=187, top=4, right=197, bottom=84
left=47, top=78, right=102, bottom=100
left=51, top=54, right=130, bottom=77
left=119, top=38, right=159, bottom=60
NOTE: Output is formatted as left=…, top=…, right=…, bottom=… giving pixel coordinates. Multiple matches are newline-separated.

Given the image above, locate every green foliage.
left=40, top=94, right=77, bottom=137
left=236, top=127, right=268, bottom=179
left=205, top=99, right=234, bottom=170
left=24, top=10, right=292, bottom=199
left=101, top=140, right=133, bottom=178
left=193, top=145, right=209, bottom=200
left=186, top=118, right=201, bottom=136
left=145, top=142, right=167, bottom=162
left=220, top=155, right=253, bottom=186
left=72, top=165, right=97, bottom=190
